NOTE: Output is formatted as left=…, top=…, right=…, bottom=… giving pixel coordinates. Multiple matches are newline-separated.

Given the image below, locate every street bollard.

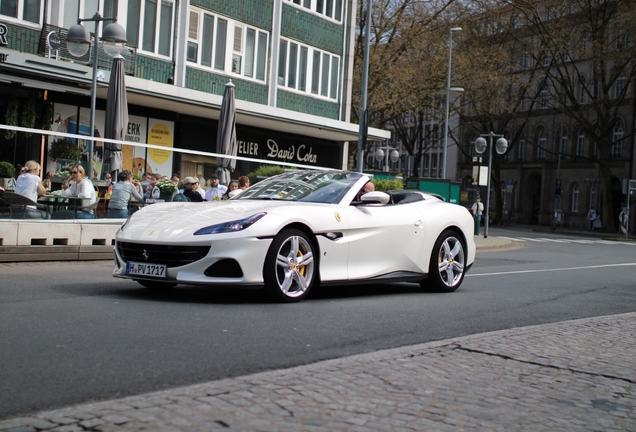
left=475, top=214, right=481, bottom=236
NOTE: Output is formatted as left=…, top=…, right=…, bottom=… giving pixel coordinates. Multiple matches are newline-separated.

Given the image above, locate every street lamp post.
left=66, top=12, right=126, bottom=179
left=441, top=27, right=463, bottom=180
left=375, top=145, right=400, bottom=172
left=475, top=132, right=508, bottom=238
left=356, top=0, right=372, bottom=173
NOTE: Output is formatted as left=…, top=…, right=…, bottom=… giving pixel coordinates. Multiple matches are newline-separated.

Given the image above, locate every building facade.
left=0, top=0, right=389, bottom=183
left=456, top=0, right=635, bottom=232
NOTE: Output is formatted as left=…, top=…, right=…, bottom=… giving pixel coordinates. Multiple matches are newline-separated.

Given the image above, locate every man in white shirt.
left=204, top=175, right=228, bottom=201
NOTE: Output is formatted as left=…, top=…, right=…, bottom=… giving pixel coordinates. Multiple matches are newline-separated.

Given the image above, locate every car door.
left=343, top=203, right=424, bottom=280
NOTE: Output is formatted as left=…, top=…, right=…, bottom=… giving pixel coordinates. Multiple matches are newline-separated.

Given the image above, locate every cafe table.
left=38, top=196, right=95, bottom=219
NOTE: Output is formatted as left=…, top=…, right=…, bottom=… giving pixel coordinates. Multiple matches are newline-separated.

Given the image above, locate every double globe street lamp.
left=475, top=132, right=508, bottom=238
left=66, top=12, right=127, bottom=179
left=375, top=145, right=400, bottom=172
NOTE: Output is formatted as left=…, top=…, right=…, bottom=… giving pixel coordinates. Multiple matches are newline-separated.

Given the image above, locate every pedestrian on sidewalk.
left=587, top=206, right=597, bottom=231
left=471, top=196, right=484, bottom=235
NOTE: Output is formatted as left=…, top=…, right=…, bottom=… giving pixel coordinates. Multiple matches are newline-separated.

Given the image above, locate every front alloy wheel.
left=264, top=229, right=316, bottom=302
left=422, top=230, right=466, bottom=292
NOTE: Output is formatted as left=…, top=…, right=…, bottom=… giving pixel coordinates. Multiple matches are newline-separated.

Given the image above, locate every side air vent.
left=204, top=259, right=243, bottom=278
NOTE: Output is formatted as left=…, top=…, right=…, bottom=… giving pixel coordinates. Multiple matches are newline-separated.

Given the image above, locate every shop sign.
left=235, top=125, right=341, bottom=168
left=0, top=23, right=9, bottom=63
left=0, top=23, right=7, bottom=46
left=265, top=140, right=317, bottom=164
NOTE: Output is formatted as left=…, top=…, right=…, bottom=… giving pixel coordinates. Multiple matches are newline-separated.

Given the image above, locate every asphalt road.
left=1, top=228, right=635, bottom=419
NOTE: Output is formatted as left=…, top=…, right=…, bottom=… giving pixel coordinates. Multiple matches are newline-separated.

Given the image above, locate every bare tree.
left=505, top=0, right=636, bottom=231
left=350, top=0, right=458, bottom=170
left=453, top=2, right=541, bottom=223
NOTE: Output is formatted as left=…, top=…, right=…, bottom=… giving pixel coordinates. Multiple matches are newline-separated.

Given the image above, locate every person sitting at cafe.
left=107, top=170, right=144, bottom=218
left=222, top=180, right=239, bottom=200
left=52, top=165, right=97, bottom=219
left=204, top=175, right=227, bottom=201
left=238, top=175, right=250, bottom=190
left=182, top=176, right=204, bottom=202
left=14, top=160, right=49, bottom=219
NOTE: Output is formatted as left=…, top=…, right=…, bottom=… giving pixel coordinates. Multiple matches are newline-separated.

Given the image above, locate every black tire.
left=263, top=229, right=317, bottom=302
left=137, top=280, right=178, bottom=289
left=420, top=230, right=466, bottom=293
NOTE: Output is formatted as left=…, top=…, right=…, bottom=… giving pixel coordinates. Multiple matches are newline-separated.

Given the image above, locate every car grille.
left=117, top=242, right=210, bottom=268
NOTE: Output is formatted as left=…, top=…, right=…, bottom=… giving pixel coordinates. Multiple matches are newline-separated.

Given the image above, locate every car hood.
left=118, top=200, right=292, bottom=242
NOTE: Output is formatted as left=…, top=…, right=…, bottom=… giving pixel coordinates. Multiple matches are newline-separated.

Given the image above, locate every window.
left=279, top=39, right=339, bottom=100
left=311, top=50, right=320, bottom=94
left=612, top=122, right=623, bottom=158
left=0, top=0, right=41, bottom=23
left=615, top=73, right=626, bottom=99
left=537, top=129, right=546, bottom=161
left=576, top=130, right=585, bottom=156
left=578, top=76, right=587, bottom=104
left=558, top=127, right=568, bottom=161
left=572, top=184, right=579, bottom=212
left=520, top=52, right=529, bottom=68
left=518, top=139, right=525, bottom=162
left=232, top=25, right=243, bottom=74
left=214, top=19, right=227, bottom=70
left=187, top=9, right=268, bottom=82
left=127, top=0, right=173, bottom=56
left=542, top=52, right=551, bottom=66
left=285, top=0, right=343, bottom=22
left=539, top=88, right=549, bottom=109
left=615, top=30, right=630, bottom=51
left=297, top=46, right=308, bottom=90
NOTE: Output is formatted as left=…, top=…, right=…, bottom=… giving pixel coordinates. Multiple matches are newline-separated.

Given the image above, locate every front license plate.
left=126, top=262, right=167, bottom=278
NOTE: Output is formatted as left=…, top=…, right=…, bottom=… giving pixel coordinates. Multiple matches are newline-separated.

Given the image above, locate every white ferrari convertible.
left=114, top=170, right=476, bottom=302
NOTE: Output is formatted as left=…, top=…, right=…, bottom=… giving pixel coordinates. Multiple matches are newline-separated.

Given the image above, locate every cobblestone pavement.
left=2, top=312, right=634, bottom=432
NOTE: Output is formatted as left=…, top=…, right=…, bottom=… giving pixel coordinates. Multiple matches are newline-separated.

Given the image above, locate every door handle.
left=414, top=220, right=422, bottom=227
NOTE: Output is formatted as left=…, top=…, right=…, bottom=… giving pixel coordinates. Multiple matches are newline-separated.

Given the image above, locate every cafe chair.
left=1, top=191, right=50, bottom=219
left=76, top=199, right=100, bottom=219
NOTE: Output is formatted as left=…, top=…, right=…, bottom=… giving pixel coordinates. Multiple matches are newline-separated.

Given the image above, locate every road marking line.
left=467, top=262, right=636, bottom=277
left=494, top=236, right=635, bottom=246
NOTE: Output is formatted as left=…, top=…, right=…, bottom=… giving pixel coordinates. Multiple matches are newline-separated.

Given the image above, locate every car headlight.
left=194, top=212, right=267, bottom=235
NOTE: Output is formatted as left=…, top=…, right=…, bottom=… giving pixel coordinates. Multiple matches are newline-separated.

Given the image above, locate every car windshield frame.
left=235, top=170, right=364, bottom=204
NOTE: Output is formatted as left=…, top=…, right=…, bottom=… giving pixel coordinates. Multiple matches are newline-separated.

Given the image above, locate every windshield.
left=235, top=170, right=363, bottom=204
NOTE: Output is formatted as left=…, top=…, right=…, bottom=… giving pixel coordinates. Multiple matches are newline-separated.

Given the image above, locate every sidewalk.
left=2, top=312, right=634, bottom=431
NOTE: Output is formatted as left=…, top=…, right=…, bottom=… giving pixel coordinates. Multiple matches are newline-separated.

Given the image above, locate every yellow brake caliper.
left=297, top=250, right=306, bottom=277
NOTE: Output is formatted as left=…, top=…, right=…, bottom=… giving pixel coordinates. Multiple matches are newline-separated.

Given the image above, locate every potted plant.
left=0, top=161, right=14, bottom=190
left=156, top=179, right=178, bottom=201
left=49, top=138, right=82, bottom=163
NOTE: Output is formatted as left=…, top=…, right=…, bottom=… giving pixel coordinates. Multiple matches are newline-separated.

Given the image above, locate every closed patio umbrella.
left=103, top=54, right=129, bottom=179
left=215, top=80, right=237, bottom=185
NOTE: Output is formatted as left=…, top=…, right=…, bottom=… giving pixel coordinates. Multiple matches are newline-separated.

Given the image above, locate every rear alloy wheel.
left=137, top=280, right=177, bottom=289
left=422, top=230, right=466, bottom=292
left=264, top=229, right=316, bottom=302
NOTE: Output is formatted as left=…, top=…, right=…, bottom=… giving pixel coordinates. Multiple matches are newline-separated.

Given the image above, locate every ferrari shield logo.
left=334, top=212, right=341, bottom=222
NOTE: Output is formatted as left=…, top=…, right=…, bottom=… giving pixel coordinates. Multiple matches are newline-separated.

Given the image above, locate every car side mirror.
left=360, top=191, right=390, bottom=205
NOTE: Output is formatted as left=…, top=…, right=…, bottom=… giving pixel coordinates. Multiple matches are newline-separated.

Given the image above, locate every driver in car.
left=356, top=181, right=375, bottom=201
